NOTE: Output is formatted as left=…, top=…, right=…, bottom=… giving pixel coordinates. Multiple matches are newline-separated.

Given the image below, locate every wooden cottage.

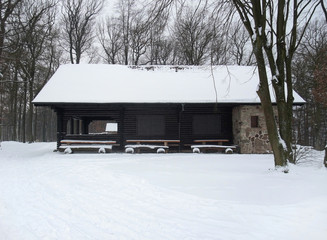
left=33, top=64, right=304, bottom=153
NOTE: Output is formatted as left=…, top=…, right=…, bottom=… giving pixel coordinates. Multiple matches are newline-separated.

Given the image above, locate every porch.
left=54, top=103, right=235, bottom=153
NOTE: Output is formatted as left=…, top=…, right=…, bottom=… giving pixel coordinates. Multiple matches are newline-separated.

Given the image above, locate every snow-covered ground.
left=0, top=142, right=326, bottom=240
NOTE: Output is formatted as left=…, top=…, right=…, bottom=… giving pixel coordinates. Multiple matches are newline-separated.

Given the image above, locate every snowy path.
left=0, top=142, right=326, bottom=240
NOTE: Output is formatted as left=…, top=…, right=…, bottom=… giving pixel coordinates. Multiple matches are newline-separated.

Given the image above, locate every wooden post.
left=82, top=119, right=90, bottom=134
left=79, top=120, right=82, bottom=134
left=69, top=118, right=74, bottom=134
left=56, top=109, right=64, bottom=149
left=178, top=104, right=184, bottom=152
left=73, top=119, right=80, bottom=134
left=119, top=107, right=125, bottom=151
left=80, top=119, right=85, bottom=134
left=63, top=119, right=68, bottom=135
left=0, top=124, right=3, bottom=149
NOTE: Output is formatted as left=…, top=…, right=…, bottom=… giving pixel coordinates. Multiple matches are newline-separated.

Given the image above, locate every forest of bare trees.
left=0, top=0, right=326, bottom=159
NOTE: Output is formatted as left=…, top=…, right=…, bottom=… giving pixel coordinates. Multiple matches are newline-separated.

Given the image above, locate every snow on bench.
left=60, top=140, right=116, bottom=145
left=59, top=139, right=116, bottom=154
left=125, top=140, right=179, bottom=153
left=126, top=140, right=180, bottom=146
left=193, top=139, right=229, bottom=145
left=191, top=145, right=237, bottom=154
left=125, top=144, right=169, bottom=154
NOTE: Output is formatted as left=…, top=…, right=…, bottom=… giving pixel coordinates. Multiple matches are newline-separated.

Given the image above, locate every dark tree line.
left=0, top=0, right=326, bottom=166
left=293, top=20, right=327, bottom=150
left=0, top=0, right=60, bottom=143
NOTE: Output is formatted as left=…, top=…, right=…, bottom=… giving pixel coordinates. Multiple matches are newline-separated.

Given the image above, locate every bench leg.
left=98, top=147, right=106, bottom=154
left=125, top=148, right=135, bottom=154
left=192, top=147, right=200, bottom=153
left=225, top=148, right=234, bottom=154
left=64, top=147, right=73, bottom=154
left=157, top=148, right=166, bottom=154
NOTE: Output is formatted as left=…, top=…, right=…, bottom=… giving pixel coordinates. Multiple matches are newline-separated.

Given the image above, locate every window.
left=105, top=122, right=118, bottom=134
left=193, top=115, right=221, bottom=135
left=137, top=115, right=165, bottom=136
left=251, top=116, right=259, bottom=128
left=89, top=120, right=118, bottom=134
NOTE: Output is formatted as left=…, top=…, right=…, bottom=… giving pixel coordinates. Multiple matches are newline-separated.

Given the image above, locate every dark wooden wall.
left=54, top=103, right=234, bottom=151
left=180, top=104, right=233, bottom=146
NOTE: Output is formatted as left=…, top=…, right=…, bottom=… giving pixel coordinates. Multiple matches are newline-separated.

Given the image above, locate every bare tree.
left=232, top=0, right=321, bottom=167
left=321, top=0, right=327, bottom=22
left=112, top=0, right=173, bottom=65
left=149, top=38, right=174, bottom=65
left=210, top=29, right=229, bottom=65
left=228, top=22, right=254, bottom=66
left=321, top=1, right=327, bottom=165
left=145, top=11, right=169, bottom=65
left=115, top=0, right=135, bottom=65
left=173, top=3, right=215, bottom=65
left=293, top=21, right=327, bottom=150
left=0, top=0, right=60, bottom=143
left=0, top=0, right=23, bottom=142
left=13, top=0, right=58, bottom=142
left=0, top=0, right=23, bottom=62
left=61, top=0, right=103, bottom=64
left=98, top=17, right=123, bottom=64
left=129, top=11, right=151, bottom=65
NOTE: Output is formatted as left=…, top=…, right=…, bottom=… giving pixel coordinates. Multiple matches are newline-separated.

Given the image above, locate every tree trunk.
left=304, top=105, right=309, bottom=145
left=27, top=79, right=34, bottom=143
left=22, top=81, right=27, bottom=143
left=33, top=107, right=37, bottom=141
left=324, top=145, right=327, bottom=168
left=0, top=86, right=2, bottom=142
left=42, top=109, right=46, bottom=142
left=254, top=41, right=287, bottom=167
left=76, top=48, right=81, bottom=64
left=0, top=18, right=7, bottom=60
left=69, top=42, right=74, bottom=64
left=124, top=44, right=129, bottom=65
left=321, top=0, right=327, bottom=22
left=17, top=95, right=22, bottom=141
left=273, top=58, right=294, bottom=163
left=13, top=73, right=18, bottom=141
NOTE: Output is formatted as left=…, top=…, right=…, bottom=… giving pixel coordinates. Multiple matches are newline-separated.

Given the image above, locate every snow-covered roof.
left=33, top=64, right=305, bottom=105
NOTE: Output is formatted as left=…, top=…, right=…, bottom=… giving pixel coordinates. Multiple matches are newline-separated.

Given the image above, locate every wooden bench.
left=191, top=145, right=236, bottom=153
left=59, top=139, right=117, bottom=154
left=125, top=140, right=180, bottom=153
left=193, top=139, right=229, bottom=145
left=192, top=139, right=236, bottom=153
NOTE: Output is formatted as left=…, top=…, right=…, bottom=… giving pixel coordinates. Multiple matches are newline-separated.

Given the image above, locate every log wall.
left=54, top=103, right=234, bottom=151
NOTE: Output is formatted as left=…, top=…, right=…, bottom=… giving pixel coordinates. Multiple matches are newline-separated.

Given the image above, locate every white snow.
left=125, top=147, right=134, bottom=153
left=272, top=75, right=279, bottom=84
left=59, top=144, right=113, bottom=149
left=105, top=123, right=118, bottom=132
left=192, top=147, right=200, bottom=153
left=191, top=144, right=236, bottom=148
left=98, top=147, right=106, bottom=154
left=258, top=27, right=262, bottom=36
left=0, top=142, right=326, bottom=240
left=156, top=148, right=166, bottom=154
left=63, top=147, right=72, bottom=154
left=252, top=33, right=257, bottom=42
left=125, top=144, right=169, bottom=149
left=32, top=64, right=305, bottom=105
left=225, top=147, right=234, bottom=153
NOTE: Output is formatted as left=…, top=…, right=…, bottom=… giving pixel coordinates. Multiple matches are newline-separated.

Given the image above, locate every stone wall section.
left=233, top=105, right=275, bottom=154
